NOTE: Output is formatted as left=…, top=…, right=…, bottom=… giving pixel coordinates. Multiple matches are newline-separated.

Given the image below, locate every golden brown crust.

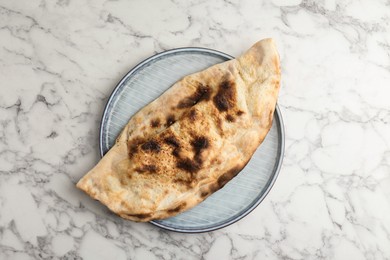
left=76, top=38, right=281, bottom=222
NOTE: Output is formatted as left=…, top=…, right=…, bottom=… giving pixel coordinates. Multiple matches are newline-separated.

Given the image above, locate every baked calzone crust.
left=77, top=39, right=281, bottom=222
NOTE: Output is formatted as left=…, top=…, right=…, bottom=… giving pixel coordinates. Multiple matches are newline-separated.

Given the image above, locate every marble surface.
left=1, top=0, right=390, bottom=259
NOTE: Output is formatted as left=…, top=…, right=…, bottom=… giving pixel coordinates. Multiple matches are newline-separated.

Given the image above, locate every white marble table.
left=1, top=0, right=390, bottom=259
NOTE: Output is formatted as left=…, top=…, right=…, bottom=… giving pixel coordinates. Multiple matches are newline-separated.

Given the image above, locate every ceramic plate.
left=100, top=47, right=284, bottom=233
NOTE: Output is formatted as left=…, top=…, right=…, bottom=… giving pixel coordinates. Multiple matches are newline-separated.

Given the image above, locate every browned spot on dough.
left=201, top=183, right=220, bottom=198
left=216, top=117, right=223, bottom=131
left=167, top=202, right=187, bottom=213
left=226, top=114, right=235, bottom=122
left=171, top=136, right=209, bottom=180
left=125, top=173, right=132, bottom=181
left=174, top=178, right=193, bottom=188
left=209, top=183, right=219, bottom=193
left=217, top=166, right=242, bottom=188
left=141, top=140, right=161, bottom=152
left=236, top=110, right=244, bottom=116
left=177, top=84, right=212, bottom=109
left=127, top=213, right=151, bottom=219
left=135, top=164, right=158, bottom=173
left=191, top=135, right=208, bottom=153
left=166, top=114, right=175, bottom=126
left=164, top=136, right=180, bottom=148
left=151, top=119, right=160, bottom=128
left=213, top=78, right=236, bottom=112
left=191, top=136, right=209, bottom=165
left=177, top=158, right=200, bottom=174
left=164, top=136, right=181, bottom=157
left=128, top=137, right=145, bottom=157
left=200, top=191, right=209, bottom=198
left=120, top=178, right=128, bottom=186
left=268, top=110, right=274, bottom=125
left=188, top=109, right=197, bottom=121
left=172, top=148, right=181, bottom=157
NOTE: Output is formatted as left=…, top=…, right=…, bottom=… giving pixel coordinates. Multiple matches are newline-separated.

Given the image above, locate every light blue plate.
left=100, top=48, right=285, bottom=233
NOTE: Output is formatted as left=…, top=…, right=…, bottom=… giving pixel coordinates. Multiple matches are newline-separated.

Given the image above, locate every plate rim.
left=99, top=47, right=285, bottom=233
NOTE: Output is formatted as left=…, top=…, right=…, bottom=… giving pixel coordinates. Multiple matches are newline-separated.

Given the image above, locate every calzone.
left=77, top=38, right=281, bottom=222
